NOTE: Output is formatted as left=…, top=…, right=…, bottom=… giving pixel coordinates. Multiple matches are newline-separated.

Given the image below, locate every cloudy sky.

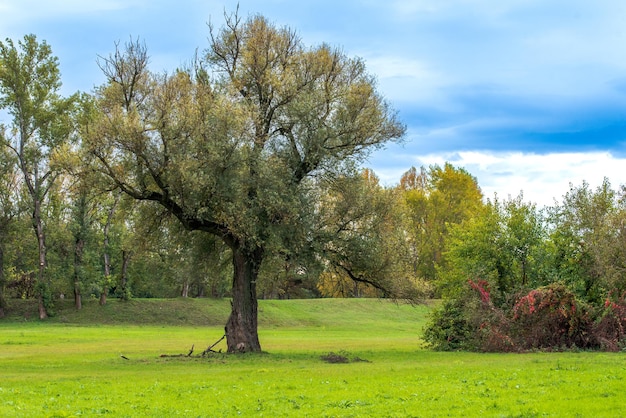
left=2, top=0, right=626, bottom=206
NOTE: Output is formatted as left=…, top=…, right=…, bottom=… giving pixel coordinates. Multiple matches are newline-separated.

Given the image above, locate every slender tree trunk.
left=33, top=199, right=48, bottom=319
left=0, top=246, right=7, bottom=318
left=100, top=251, right=110, bottom=306
left=225, top=245, right=263, bottom=353
left=73, top=238, right=84, bottom=310
left=100, top=191, right=120, bottom=306
left=119, top=249, right=132, bottom=300
left=0, top=291, right=6, bottom=318
left=181, top=279, right=190, bottom=298
left=73, top=284, right=82, bottom=309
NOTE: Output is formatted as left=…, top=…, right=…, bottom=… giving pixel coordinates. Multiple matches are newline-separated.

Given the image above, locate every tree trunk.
left=100, top=251, right=110, bottom=306
left=119, top=249, right=132, bottom=300
left=73, top=238, right=84, bottom=310
left=0, top=290, right=6, bottom=318
left=100, top=191, right=120, bottom=306
left=225, top=245, right=263, bottom=353
left=33, top=199, right=48, bottom=319
left=73, top=283, right=82, bottom=309
left=181, top=279, right=190, bottom=298
left=0, top=246, right=7, bottom=318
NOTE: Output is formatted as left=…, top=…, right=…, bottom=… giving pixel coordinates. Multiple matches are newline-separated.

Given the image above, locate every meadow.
left=1, top=298, right=625, bottom=417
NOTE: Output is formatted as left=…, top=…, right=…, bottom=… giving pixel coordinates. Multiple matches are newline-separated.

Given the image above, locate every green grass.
left=1, top=298, right=625, bottom=417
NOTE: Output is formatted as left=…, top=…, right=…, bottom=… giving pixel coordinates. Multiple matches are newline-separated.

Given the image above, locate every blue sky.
left=3, top=0, right=626, bottom=206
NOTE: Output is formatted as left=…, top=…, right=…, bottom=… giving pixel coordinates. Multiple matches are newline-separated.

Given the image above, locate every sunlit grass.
left=0, top=299, right=625, bottom=416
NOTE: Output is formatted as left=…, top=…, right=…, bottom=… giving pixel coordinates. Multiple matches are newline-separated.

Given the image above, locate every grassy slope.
left=2, top=297, right=232, bottom=325
left=1, top=298, right=625, bottom=417
left=2, top=297, right=430, bottom=328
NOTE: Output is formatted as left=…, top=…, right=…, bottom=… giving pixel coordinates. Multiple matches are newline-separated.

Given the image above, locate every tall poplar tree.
left=0, top=34, right=76, bottom=318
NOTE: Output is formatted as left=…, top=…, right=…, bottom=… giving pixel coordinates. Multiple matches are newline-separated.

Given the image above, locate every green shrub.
left=423, top=296, right=474, bottom=351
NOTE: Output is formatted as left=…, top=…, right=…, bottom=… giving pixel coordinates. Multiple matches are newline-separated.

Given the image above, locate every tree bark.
left=100, top=250, right=110, bottom=306
left=0, top=246, right=7, bottom=318
left=0, top=291, right=6, bottom=318
left=73, top=238, right=84, bottom=310
left=73, top=283, right=82, bottom=309
left=100, top=191, right=120, bottom=306
left=225, top=245, right=263, bottom=353
left=33, top=199, right=48, bottom=319
left=181, top=279, right=190, bottom=298
left=119, top=249, right=132, bottom=300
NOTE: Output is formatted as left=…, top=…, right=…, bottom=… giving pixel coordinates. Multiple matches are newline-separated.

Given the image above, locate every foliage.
left=0, top=34, right=77, bottom=318
left=424, top=279, right=515, bottom=352
left=317, top=170, right=423, bottom=300
left=0, top=146, right=20, bottom=316
left=422, top=297, right=474, bottom=351
left=594, top=290, right=626, bottom=351
left=546, top=179, right=626, bottom=303
left=83, top=12, right=405, bottom=352
left=399, top=164, right=485, bottom=290
left=428, top=282, right=569, bottom=352
left=426, top=278, right=626, bottom=352
left=427, top=182, right=626, bottom=352
left=510, top=283, right=595, bottom=350
left=438, top=194, right=546, bottom=304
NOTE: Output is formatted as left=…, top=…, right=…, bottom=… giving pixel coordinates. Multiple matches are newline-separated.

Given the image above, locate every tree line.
left=2, top=12, right=626, bottom=352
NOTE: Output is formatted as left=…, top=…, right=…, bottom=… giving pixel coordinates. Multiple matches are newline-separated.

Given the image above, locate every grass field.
left=1, top=298, right=625, bottom=417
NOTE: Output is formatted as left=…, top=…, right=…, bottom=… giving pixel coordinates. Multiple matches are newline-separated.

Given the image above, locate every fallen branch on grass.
left=160, top=344, right=196, bottom=358
left=202, top=334, right=226, bottom=356
left=159, top=335, right=226, bottom=358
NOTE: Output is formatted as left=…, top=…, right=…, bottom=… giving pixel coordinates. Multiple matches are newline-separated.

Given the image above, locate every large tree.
left=84, top=13, right=405, bottom=352
left=0, top=34, right=76, bottom=318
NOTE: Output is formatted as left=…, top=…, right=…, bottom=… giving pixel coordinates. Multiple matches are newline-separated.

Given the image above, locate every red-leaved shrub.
left=594, top=291, right=626, bottom=351
left=425, top=280, right=626, bottom=352
left=510, top=284, right=594, bottom=350
left=467, top=279, right=516, bottom=352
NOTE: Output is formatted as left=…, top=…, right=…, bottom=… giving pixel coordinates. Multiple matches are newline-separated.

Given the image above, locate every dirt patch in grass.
left=320, top=351, right=370, bottom=363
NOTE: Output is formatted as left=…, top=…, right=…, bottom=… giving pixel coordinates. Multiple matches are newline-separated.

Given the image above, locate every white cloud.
left=361, top=55, right=447, bottom=104
left=372, top=151, right=626, bottom=208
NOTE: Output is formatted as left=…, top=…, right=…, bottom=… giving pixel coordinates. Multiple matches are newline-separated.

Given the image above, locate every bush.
left=423, top=297, right=474, bottom=351
left=594, top=291, right=626, bottom=351
left=424, top=281, right=602, bottom=352
left=510, top=283, right=595, bottom=350
left=423, top=279, right=514, bottom=351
